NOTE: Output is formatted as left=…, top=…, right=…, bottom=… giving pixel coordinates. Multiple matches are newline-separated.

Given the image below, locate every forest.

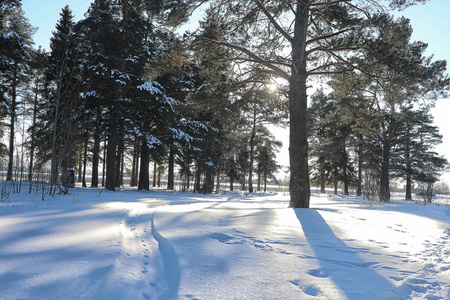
left=1, top=0, right=448, bottom=208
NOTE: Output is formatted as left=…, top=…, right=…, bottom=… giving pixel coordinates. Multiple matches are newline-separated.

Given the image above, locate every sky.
left=21, top=0, right=450, bottom=183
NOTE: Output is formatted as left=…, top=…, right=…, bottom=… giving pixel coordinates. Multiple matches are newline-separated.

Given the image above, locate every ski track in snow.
left=151, top=212, right=181, bottom=300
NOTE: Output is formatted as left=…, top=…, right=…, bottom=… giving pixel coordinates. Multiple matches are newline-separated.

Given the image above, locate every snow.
left=0, top=187, right=449, bottom=299
left=137, top=81, right=163, bottom=95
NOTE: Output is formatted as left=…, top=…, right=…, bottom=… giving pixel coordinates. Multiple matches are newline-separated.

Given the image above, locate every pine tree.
left=148, top=0, right=428, bottom=207
left=0, top=2, right=35, bottom=181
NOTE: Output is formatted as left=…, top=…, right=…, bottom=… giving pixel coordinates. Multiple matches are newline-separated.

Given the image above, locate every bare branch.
left=306, top=28, right=354, bottom=46
left=202, top=38, right=290, bottom=79
left=250, top=0, right=292, bottom=43
left=307, top=45, right=360, bottom=56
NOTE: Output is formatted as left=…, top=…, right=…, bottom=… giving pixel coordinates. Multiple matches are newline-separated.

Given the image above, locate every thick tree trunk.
left=289, top=2, right=310, bottom=208
left=138, top=139, right=149, bottom=190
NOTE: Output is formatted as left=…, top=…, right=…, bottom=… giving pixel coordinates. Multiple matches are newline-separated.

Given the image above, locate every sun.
left=268, top=83, right=277, bottom=91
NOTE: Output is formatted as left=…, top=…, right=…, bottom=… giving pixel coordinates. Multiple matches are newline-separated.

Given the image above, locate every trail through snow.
left=0, top=188, right=449, bottom=299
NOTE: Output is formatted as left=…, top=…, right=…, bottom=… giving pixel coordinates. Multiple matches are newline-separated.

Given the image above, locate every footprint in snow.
left=307, top=268, right=329, bottom=278
left=304, top=285, right=321, bottom=296
left=290, top=280, right=321, bottom=297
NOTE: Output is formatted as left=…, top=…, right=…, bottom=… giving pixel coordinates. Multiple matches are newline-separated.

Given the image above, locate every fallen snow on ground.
left=0, top=187, right=449, bottom=300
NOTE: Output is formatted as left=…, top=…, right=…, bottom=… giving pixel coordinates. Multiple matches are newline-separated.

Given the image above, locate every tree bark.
left=138, top=138, right=150, bottom=190
left=102, top=139, right=106, bottom=187
left=82, top=134, right=88, bottom=188
left=195, top=161, right=201, bottom=192
left=319, top=156, right=325, bottom=193
left=167, top=146, right=175, bottom=190
left=153, top=161, right=157, bottom=188
left=248, top=105, right=257, bottom=193
left=91, top=110, right=101, bottom=188
left=105, top=129, right=118, bottom=191
left=405, top=136, right=412, bottom=200
left=28, top=77, right=39, bottom=193
left=115, top=137, right=124, bottom=188
left=130, top=142, right=139, bottom=187
left=289, top=2, right=310, bottom=208
left=379, top=138, right=391, bottom=202
left=7, top=63, right=17, bottom=181
left=357, top=140, right=363, bottom=197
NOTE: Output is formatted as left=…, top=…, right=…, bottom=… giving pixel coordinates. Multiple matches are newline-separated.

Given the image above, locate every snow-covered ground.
left=0, top=186, right=449, bottom=300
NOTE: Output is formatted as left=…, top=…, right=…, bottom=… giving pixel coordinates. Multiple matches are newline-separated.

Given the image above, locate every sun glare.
left=268, top=83, right=277, bottom=91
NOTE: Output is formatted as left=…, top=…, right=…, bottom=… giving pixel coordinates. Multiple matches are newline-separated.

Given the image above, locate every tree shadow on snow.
left=294, top=209, right=395, bottom=300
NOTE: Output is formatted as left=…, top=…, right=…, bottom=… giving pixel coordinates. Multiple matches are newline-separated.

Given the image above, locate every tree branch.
left=250, top=0, right=292, bottom=43
left=202, top=38, right=290, bottom=79
left=306, top=28, right=354, bottom=46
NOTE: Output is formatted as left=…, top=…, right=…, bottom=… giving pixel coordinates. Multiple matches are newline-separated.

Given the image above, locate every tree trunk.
left=204, top=167, right=213, bottom=194
left=157, top=167, right=161, bottom=187
left=257, top=165, right=261, bottom=192
left=216, top=168, right=220, bottom=192
left=167, top=146, right=174, bottom=190
left=115, top=137, right=124, bottom=188
left=28, top=77, right=39, bottom=193
left=405, top=137, right=412, bottom=200
left=138, top=138, right=149, bottom=190
left=77, top=154, right=82, bottom=183
left=153, top=161, right=157, bottom=188
left=91, top=111, right=101, bottom=188
left=82, top=134, right=88, bottom=188
left=319, top=156, right=325, bottom=193
left=102, top=139, right=106, bottom=186
left=343, top=163, right=349, bottom=196
left=289, top=2, right=310, bottom=208
left=248, top=106, right=257, bottom=193
left=357, top=140, right=363, bottom=197
left=379, top=139, right=391, bottom=202
left=130, top=142, right=139, bottom=187
left=263, top=169, right=267, bottom=192
left=334, top=164, right=338, bottom=195
left=7, top=63, right=17, bottom=181
left=195, top=161, right=201, bottom=192
left=105, top=129, right=118, bottom=191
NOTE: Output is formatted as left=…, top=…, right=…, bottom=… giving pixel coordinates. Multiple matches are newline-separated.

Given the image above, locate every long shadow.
left=295, top=209, right=395, bottom=299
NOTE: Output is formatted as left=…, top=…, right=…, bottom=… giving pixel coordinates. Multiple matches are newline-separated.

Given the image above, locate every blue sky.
left=21, top=0, right=450, bottom=181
